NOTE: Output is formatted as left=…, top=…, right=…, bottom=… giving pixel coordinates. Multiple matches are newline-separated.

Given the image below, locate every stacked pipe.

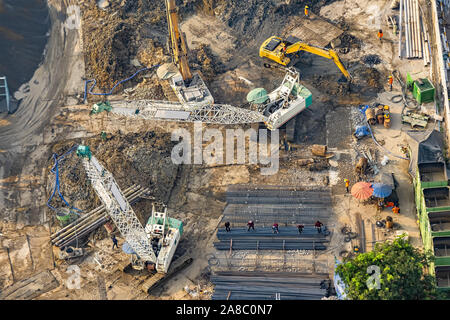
left=51, top=184, right=152, bottom=248
left=400, top=0, right=426, bottom=59
left=214, top=227, right=329, bottom=251
left=211, top=272, right=329, bottom=300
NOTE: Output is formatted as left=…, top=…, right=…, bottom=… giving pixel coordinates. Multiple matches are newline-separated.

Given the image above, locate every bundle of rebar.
left=222, top=185, right=333, bottom=226
left=214, top=227, right=329, bottom=251
left=50, top=184, right=153, bottom=248
left=211, top=272, right=329, bottom=300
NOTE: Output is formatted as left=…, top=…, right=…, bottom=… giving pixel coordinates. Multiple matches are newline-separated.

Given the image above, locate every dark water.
left=0, top=0, right=50, bottom=93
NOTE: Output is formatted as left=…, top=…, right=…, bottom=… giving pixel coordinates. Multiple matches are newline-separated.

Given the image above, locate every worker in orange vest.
left=344, top=178, right=350, bottom=193
left=392, top=205, right=400, bottom=214
left=304, top=5, right=309, bottom=17
left=377, top=29, right=383, bottom=42
left=388, top=75, right=394, bottom=91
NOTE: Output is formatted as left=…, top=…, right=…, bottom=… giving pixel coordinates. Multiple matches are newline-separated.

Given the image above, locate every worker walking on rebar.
left=304, top=5, right=309, bottom=17
left=111, top=234, right=118, bottom=250
left=247, top=220, right=255, bottom=231
left=272, top=223, right=279, bottom=234
left=388, top=75, right=394, bottom=91
left=377, top=29, right=383, bottom=42
left=225, top=221, right=231, bottom=232
left=297, top=224, right=304, bottom=234
left=315, top=220, right=323, bottom=233
left=344, top=178, right=350, bottom=193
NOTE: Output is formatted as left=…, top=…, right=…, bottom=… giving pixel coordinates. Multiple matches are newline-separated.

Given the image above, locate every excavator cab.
left=260, top=36, right=291, bottom=66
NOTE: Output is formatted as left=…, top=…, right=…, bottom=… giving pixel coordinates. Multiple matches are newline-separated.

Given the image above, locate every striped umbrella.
left=372, top=183, right=392, bottom=198
left=351, top=182, right=373, bottom=200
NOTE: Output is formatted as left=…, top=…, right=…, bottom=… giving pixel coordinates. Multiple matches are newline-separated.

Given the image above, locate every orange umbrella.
left=351, top=182, right=373, bottom=200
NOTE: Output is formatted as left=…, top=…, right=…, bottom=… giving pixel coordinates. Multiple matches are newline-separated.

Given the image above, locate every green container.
left=413, top=78, right=435, bottom=104
left=298, top=85, right=312, bottom=108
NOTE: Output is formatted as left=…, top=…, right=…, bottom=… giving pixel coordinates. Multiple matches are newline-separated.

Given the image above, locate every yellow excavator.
left=165, top=0, right=192, bottom=82
left=160, top=0, right=213, bottom=104
left=260, top=36, right=351, bottom=81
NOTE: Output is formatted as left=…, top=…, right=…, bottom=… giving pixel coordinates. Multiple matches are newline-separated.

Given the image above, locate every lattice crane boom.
left=98, top=99, right=268, bottom=125
left=77, top=146, right=157, bottom=263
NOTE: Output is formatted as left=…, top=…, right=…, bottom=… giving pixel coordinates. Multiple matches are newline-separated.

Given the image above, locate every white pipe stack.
left=403, top=0, right=425, bottom=59
left=416, top=0, right=423, bottom=58
left=399, top=0, right=403, bottom=58
left=419, top=4, right=431, bottom=65
left=405, top=0, right=410, bottom=57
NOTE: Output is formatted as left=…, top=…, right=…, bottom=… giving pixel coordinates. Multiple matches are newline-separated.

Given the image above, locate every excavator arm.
left=259, top=36, right=351, bottom=81
left=165, top=0, right=192, bottom=81
left=285, top=42, right=351, bottom=80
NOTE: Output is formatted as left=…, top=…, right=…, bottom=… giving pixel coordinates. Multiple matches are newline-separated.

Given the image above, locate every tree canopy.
left=336, top=236, right=443, bottom=300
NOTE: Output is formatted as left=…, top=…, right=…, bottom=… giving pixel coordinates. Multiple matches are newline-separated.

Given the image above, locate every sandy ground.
left=0, top=0, right=442, bottom=300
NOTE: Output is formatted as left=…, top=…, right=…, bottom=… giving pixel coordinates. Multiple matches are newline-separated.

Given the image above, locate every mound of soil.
left=47, top=131, right=179, bottom=221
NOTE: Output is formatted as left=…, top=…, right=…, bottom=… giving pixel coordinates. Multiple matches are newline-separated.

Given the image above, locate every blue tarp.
left=354, top=125, right=370, bottom=138
left=372, top=183, right=393, bottom=198
left=333, top=257, right=347, bottom=300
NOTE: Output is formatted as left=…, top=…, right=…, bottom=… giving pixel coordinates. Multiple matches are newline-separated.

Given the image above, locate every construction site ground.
left=0, top=0, right=439, bottom=300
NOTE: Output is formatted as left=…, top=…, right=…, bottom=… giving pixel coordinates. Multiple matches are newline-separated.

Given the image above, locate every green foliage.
left=336, top=236, right=444, bottom=300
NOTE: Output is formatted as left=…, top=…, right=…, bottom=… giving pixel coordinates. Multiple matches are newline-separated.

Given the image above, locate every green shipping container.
left=413, top=78, right=435, bottom=104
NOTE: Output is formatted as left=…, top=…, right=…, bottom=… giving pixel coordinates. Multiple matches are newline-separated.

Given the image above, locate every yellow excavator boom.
left=166, top=0, right=192, bottom=81
left=259, top=36, right=351, bottom=80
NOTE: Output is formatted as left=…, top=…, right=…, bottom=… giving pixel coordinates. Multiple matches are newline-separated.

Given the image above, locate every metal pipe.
left=51, top=187, right=144, bottom=242
left=50, top=184, right=139, bottom=239
left=57, top=218, right=109, bottom=247
left=53, top=187, right=148, bottom=245
left=405, top=0, right=410, bottom=57
left=417, top=0, right=422, bottom=57
left=399, top=0, right=403, bottom=58
left=411, top=0, right=417, bottom=57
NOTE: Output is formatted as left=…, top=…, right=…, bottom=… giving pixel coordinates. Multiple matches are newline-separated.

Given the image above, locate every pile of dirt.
left=362, top=54, right=382, bottom=67
left=213, top=0, right=340, bottom=45
left=46, top=131, right=179, bottom=222
left=189, top=44, right=225, bottom=81
left=353, top=66, right=383, bottom=89
left=338, top=32, right=362, bottom=53
left=311, top=75, right=350, bottom=96
left=81, top=0, right=168, bottom=92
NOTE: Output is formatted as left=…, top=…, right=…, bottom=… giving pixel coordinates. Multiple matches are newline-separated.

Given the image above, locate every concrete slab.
left=283, top=12, right=343, bottom=47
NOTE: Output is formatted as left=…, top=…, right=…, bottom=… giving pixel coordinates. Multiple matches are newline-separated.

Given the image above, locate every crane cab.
left=144, top=204, right=183, bottom=273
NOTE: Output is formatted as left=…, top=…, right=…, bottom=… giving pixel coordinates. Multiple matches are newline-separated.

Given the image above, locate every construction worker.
left=392, top=205, right=400, bottom=214
left=377, top=29, right=383, bottom=42
left=297, top=224, right=304, bottom=234
left=225, top=221, right=231, bottom=232
left=388, top=75, right=394, bottom=91
left=111, top=234, right=118, bottom=250
left=377, top=199, right=384, bottom=212
left=304, top=5, right=309, bottom=17
left=272, top=223, right=279, bottom=234
left=315, top=220, right=323, bottom=233
left=247, top=220, right=255, bottom=231
left=344, top=178, right=350, bottom=193
left=386, top=216, right=394, bottom=229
